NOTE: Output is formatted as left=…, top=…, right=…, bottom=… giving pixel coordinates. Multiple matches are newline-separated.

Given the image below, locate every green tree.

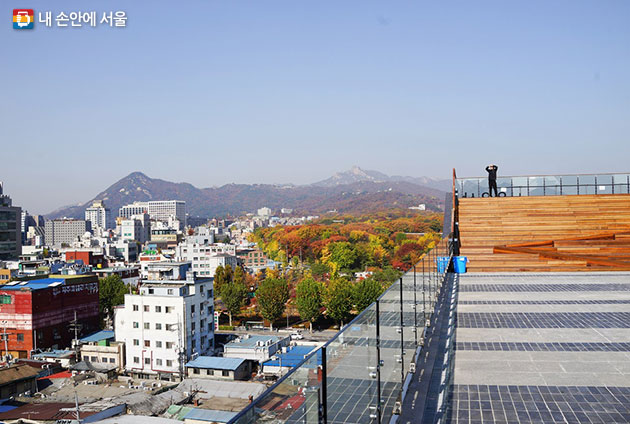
left=256, top=277, right=289, bottom=330
left=323, top=242, right=358, bottom=271
left=353, top=278, right=384, bottom=312
left=99, top=275, right=127, bottom=323
left=214, top=265, right=233, bottom=295
left=296, top=276, right=324, bottom=333
left=233, top=266, right=245, bottom=285
left=219, top=281, right=248, bottom=326
left=325, top=277, right=354, bottom=326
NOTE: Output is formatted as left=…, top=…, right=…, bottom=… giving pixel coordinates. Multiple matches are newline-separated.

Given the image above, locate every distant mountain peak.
left=47, top=168, right=449, bottom=219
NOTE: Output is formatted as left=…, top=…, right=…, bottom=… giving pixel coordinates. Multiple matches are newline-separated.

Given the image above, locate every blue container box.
left=454, top=256, right=468, bottom=273
left=436, top=256, right=449, bottom=273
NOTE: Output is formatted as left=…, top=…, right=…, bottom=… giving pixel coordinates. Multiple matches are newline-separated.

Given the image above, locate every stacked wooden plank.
left=458, top=194, right=630, bottom=272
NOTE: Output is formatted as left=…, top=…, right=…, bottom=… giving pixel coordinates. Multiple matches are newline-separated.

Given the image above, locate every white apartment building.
left=85, top=200, right=114, bottom=231
left=175, top=243, right=238, bottom=277
left=114, top=272, right=214, bottom=381
left=119, top=201, right=186, bottom=229
left=256, top=207, right=272, bottom=217
left=120, top=213, right=151, bottom=244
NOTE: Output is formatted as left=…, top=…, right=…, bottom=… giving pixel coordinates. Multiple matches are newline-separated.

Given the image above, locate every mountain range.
left=47, top=167, right=450, bottom=219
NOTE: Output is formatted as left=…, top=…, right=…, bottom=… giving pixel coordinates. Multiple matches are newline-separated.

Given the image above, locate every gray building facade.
left=0, top=183, right=21, bottom=260
left=45, top=219, right=91, bottom=247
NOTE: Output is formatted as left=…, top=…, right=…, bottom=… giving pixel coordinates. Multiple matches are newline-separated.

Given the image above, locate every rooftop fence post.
left=321, top=345, right=327, bottom=424
left=399, top=277, right=405, bottom=386
left=376, top=300, right=382, bottom=424
left=413, top=265, right=418, bottom=346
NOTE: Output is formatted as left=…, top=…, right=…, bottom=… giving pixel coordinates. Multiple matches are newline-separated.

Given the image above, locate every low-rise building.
left=175, top=243, right=237, bottom=277
left=79, top=330, right=125, bottom=372
left=223, top=335, right=290, bottom=363
left=261, top=345, right=321, bottom=375
left=0, top=274, right=100, bottom=359
left=0, top=364, right=40, bottom=398
left=185, top=356, right=250, bottom=380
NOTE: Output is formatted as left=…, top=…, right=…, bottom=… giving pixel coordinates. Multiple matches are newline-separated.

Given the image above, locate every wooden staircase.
left=458, top=194, right=630, bottom=272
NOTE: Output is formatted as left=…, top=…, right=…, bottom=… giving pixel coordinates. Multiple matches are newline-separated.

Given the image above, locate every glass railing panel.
left=461, top=179, right=481, bottom=198
left=561, top=175, right=578, bottom=186
left=596, top=175, right=613, bottom=185
left=578, top=175, right=595, bottom=185
left=581, top=185, right=596, bottom=195
left=614, top=184, right=630, bottom=194
left=325, top=303, right=377, bottom=424
left=377, top=280, right=404, bottom=423
left=231, top=350, right=322, bottom=423
left=613, top=174, right=629, bottom=185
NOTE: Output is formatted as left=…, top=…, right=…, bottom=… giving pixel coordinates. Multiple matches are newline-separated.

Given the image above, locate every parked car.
left=290, top=332, right=304, bottom=340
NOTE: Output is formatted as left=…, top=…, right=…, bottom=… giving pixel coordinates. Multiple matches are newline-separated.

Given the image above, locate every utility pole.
left=1, top=324, right=8, bottom=366
left=69, top=311, right=82, bottom=362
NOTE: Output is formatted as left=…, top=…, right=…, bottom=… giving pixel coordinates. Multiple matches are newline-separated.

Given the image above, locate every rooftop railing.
left=456, top=172, right=630, bottom=198
left=228, top=236, right=455, bottom=424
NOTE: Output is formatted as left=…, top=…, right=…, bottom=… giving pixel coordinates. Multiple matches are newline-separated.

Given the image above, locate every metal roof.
left=80, top=330, right=115, bottom=342
left=224, top=335, right=285, bottom=349
left=0, top=278, right=66, bottom=291
left=185, top=356, right=246, bottom=371
left=183, top=408, right=238, bottom=423
left=262, top=345, right=321, bottom=368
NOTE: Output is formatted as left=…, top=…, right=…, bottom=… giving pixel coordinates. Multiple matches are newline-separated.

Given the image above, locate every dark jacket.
left=486, top=165, right=498, bottom=180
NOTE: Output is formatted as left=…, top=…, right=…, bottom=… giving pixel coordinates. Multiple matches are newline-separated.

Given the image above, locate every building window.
left=167, top=289, right=174, bottom=295
left=193, top=368, right=200, bottom=374
left=109, top=358, right=115, bottom=363
left=144, top=340, right=150, bottom=347
left=191, top=322, right=196, bottom=331
left=144, top=305, right=150, bottom=312
left=133, top=357, right=140, bottom=364
left=144, top=358, right=150, bottom=365
left=166, top=342, right=174, bottom=349
left=166, top=360, right=173, bottom=367
left=149, top=289, right=154, bottom=294
left=191, top=340, right=196, bottom=349
left=133, top=322, right=139, bottom=328
left=156, top=359, right=162, bottom=366
left=133, top=305, right=139, bottom=311
left=155, top=323, right=162, bottom=330
left=16, top=333, right=23, bottom=342
left=206, top=369, right=213, bottom=375
left=144, top=323, right=150, bottom=330
left=133, top=339, right=139, bottom=346
left=0, top=295, right=11, bottom=304
left=155, top=306, right=161, bottom=313
left=191, top=305, right=195, bottom=313
left=222, top=370, right=229, bottom=377
left=165, top=306, right=173, bottom=313
left=156, top=341, right=162, bottom=348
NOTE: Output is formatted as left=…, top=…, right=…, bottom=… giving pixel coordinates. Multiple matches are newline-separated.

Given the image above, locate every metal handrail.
left=457, top=171, right=630, bottom=179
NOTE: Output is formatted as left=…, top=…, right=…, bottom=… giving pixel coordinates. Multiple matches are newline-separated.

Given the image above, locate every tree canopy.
left=99, top=275, right=127, bottom=321
left=325, top=277, right=354, bottom=326
left=256, top=277, right=290, bottom=330
left=296, top=276, right=324, bottom=332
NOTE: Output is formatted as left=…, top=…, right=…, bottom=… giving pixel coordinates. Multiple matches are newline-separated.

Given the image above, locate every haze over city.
left=3, top=0, right=630, bottom=213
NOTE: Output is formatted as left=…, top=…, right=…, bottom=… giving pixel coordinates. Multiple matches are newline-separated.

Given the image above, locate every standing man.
left=486, top=164, right=498, bottom=197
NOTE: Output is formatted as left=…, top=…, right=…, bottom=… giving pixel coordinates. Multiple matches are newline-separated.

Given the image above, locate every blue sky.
left=2, top=0, right=629, bottom=213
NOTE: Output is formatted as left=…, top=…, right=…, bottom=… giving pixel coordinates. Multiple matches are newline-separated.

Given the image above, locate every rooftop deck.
left=430, top=272, right=630, bottom=424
